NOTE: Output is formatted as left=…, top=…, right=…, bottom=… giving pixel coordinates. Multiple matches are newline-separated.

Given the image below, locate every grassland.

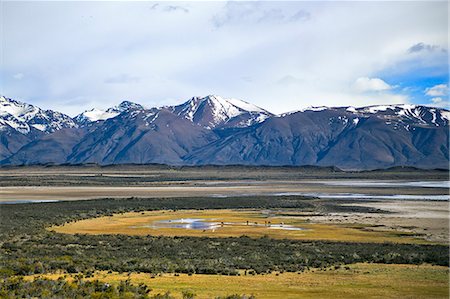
left=51, top=209, right=432, bottom=244
left=1, top=166, right=449, bottom=297
left=27, top=263, right=449, bottom=299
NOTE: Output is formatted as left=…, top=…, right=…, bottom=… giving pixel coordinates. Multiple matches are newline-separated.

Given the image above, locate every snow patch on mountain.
left=79, top=108, right=120, bottom=122
left=173, top=95, right=272, bottom=128
left=365, top=105, right=394, bottom=113
left=31, top=124, right=47, bottom=131
left=301, top=106, right=328, bottom=112
left=207, top=95, right=241, bottom=123
left=0, top=96, right=76, bottom=134
left=75, top=100, right=144, bottom=124
left=1, top=96, right=39, bottom=121
left=226, top=97, right=266, bottom=114
left=441, top=111, right=450, bottom=121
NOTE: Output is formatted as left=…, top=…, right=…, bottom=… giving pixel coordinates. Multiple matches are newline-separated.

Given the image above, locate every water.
left=142, top=218, right=305, bottom=231
left=145, top=218, right=221, bottom=230
left=311, top=180, right=450, bottom=188
left=272, top=192, right=450, bottom=201
left=268, top=224, right=304, bottom=231
left=0, top=199, right=59, bottom=205
left=2, top=180, right=447, bottom=204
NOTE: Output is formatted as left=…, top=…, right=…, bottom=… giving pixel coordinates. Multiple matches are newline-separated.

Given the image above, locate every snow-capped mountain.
left=354, top=104, right=450, bottom=127
left=0, top=95, right=78, bottom=160
left=1, top=95, right=449, bottom=169
left=75, top=100, right=144, bottom=124
left=186, top=104, right=449, bottom=169
left=290, top=104, right=449, bottom=129
left=172, top=95, right=273, bottom=129
left=0, top=96, right=76, bottom=134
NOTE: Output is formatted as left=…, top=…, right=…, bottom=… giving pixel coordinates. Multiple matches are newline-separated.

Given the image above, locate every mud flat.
left=1, top=180, right=448, bottom=202
left=307, top=200, right=449, bottom=243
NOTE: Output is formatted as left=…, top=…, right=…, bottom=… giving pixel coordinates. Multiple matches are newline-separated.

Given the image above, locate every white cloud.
left=425, top=84, right=448, bottom=97
left=429, top=97, right=449, bottom=109
left=1, top=1, right=447, bottom=115
left=149, top=3, right=189, bottom=13
left=12, top=73, right=24, bottom=80
left=211, top=2, right=310, bottom=28
left=353, top=77, right=392, bottom=92
left=105, top=74, right=140, bottom=84
left=431, top=97, right=443, bottom=104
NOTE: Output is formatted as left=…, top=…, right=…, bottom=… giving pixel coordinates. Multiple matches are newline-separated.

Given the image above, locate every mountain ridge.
left=1, top=95, right=448, bottom=170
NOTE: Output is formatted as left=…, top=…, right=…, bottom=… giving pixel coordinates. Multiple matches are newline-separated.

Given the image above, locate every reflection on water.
left=141, top=218, right=305, bottom=231
left=150, top=218, right=221, bottom=230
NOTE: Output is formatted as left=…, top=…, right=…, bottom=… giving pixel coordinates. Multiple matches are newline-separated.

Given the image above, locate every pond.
left=141, top=218, right=305, bottom=231
left=146, top=218, right=222, bottom=230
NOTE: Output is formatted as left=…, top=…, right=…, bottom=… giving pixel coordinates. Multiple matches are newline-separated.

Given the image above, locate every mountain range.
left=0, top=95, right=448, bottom=170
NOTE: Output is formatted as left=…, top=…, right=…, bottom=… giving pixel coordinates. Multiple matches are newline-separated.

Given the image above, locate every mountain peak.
left=173, top=95, right=272, bottom=129
left=75, top=100, right=144, bottom=124
left=203, top=95, right=268, bottom=114
left=117, top=100, right=143, bottom=111
left=75, top=108, right=120, bottom=124
left=0, top=96, right=76, bottom=135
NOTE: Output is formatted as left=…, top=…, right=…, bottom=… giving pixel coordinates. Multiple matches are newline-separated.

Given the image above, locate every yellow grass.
left=28, top=263, right=449, bottom=299
left=50, top=209, right=430, bottom=244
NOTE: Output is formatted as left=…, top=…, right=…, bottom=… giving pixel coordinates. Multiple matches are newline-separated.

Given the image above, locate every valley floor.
left=1, top=166, right=448, bottom=298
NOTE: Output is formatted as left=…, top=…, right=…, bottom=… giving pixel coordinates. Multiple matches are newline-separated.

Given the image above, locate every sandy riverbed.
left=307, top=200, right=449, bottom=243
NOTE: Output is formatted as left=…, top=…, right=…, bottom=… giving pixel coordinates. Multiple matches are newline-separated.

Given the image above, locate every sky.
left=1, top=0, right=448, bottom=116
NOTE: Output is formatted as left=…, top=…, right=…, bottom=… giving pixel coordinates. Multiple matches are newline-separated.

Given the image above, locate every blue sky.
left=1, top=1, right=448, bottom=116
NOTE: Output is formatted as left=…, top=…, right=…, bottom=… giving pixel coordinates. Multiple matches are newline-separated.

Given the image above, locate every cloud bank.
left=1, top=1, right=448, bottom=115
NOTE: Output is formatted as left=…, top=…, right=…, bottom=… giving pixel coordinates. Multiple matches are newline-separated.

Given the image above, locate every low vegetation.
left=0, top=195, right=448, bottom=297
left=22, top=263, right=449, bottom=299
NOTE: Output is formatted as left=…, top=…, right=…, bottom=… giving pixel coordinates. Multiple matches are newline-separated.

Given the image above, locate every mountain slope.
left=316, top=108, right=449, bottom=169
left=185, top=105, right=449, bottom=169
left=2, top=128, right=87, bottom=165
left=0, top=96, right=76, bottom=134
left=68, top=107, right=217, bottom=165
left=0, top=128, right=33, bottom=160
left=1, top=96, right=448, bottom=170
left=185, top=108, right=359, bottom=166
left=0, top=96, right=77, bottom=160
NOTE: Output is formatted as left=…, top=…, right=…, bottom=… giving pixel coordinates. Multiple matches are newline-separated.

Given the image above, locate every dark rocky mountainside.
left=1, top=95, right=448, bottom=170
left=0, top=96, right=77, bottom=160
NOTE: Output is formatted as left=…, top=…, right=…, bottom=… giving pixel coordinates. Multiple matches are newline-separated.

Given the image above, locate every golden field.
left=51, top=209, right=431, bottom=244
